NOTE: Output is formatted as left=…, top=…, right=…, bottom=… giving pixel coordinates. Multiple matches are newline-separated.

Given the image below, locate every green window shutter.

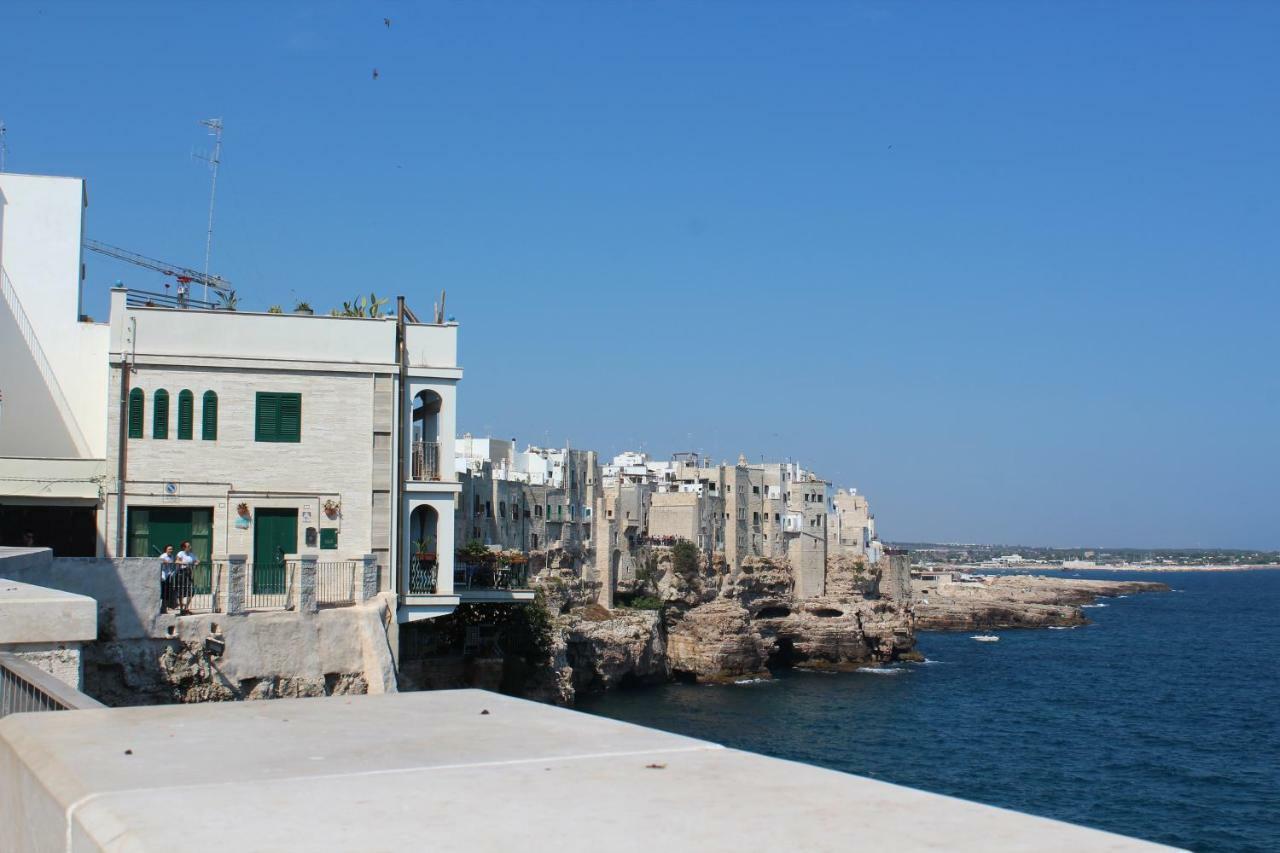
left=255, top=392, right=301, bottom=442
left=255, top=392, right=278, bottom=442
left=152, top=389, right=169, bottom=439
left=128, top=388, right=144, bottom=438
left=202, top=391, right=218, bottom=440
left=278, top=393, right=302, bottom=442
left=177, top=390, right=194, bottom=440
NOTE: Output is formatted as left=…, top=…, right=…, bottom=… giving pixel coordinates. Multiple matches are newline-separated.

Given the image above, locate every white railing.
left=0, top=265, right=91, bottom=456
left=412, top=440, right=441, bottom=481
left=316, top=561, right=360, bottom=607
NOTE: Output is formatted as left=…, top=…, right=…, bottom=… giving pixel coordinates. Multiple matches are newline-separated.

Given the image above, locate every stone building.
left=0, top=169, right=530, bottom=626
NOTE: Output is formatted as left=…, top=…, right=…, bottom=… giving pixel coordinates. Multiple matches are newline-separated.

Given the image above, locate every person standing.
left=175, top=541, right=198, bottom=615
left=159, top=544, right=176, bottom=613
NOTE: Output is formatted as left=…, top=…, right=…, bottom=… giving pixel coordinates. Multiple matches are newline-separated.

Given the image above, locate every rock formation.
left=913, top=575, right=1168, bottom=630
left=538, top=549, right=916, bottom=703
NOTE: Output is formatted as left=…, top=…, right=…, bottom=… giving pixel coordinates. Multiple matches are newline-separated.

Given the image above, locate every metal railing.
left=188, top=562, right=218, bottom=613
left=0, top=653, right=105, bottom=718
left=454, top=561, right=531, bottom=591
left=316, top=561, right=360, bottom=607
left=408, top=555, right=438, bottom=595
left=124, top=287, right=220, bottom=311
left=411, top=440, right=441, bottom=481
left=246, top=562, right=295, bottom=611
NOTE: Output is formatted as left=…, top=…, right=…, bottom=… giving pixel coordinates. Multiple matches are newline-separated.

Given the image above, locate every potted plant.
left=235, top=502, right=251, bottom=518
left=413, top=536, right=437, bottom=562
left=267, top=304, right=284, bottom=314
left=293, top=301, right=314, bottom=316
left=323, top=499, right=341, bottom=519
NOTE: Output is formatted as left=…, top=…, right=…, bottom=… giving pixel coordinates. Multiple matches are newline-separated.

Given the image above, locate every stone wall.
left=0, top=553, right=396, bottom=706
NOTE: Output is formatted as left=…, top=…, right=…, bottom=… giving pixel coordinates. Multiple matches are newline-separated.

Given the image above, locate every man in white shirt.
left=159, top=544, right=176, bottom=613
left=175, top=541, right=198, bottom=614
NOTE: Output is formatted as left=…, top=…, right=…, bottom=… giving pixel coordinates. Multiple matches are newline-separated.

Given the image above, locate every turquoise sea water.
left=579, top=570, right=1280, bottom=852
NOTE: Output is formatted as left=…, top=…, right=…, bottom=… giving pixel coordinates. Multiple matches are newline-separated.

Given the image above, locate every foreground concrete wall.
left=0, top=691, right=1172, bottom=852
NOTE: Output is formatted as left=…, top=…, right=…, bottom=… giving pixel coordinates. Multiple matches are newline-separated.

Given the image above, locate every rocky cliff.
left=913, top=575, right=1169, bottom=630
left=539, top=550, right=916, bottom=703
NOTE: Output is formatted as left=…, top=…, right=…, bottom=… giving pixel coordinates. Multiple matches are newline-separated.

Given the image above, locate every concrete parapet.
left=0, top=690, right=1172, bottom=852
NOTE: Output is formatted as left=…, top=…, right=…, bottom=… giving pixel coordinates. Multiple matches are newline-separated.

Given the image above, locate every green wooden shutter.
left=255, top=392, right=301, bottom=442
left=128, top=388, right=144, bottom=438
left=202, top=391, right=218, bottom=440
left=255, top=392, right=278, bottom=441
left=152, top=389, right=169, bottom=439
left=177, top=390, right=194, bottom=440
left=278, top=393, right=302, bottom=442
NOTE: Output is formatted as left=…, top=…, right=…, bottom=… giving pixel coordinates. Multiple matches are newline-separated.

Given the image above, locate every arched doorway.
left=408, top=505, right=439, bottom=594
left=411, top=390, right=443, bottom=480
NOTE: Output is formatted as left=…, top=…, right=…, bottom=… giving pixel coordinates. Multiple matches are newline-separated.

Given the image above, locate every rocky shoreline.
left=913, top=574, right=1169, bottom=631
left=527, top=552, right=916, bottom=705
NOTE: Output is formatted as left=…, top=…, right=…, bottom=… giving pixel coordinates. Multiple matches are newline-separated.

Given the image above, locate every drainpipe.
left=115, top=355, right=130, bottom=557
left=395, top=297, right=408, bottom=600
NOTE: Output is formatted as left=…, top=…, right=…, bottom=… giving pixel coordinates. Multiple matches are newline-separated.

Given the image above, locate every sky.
left=3, top=1, right=1278, bottom=549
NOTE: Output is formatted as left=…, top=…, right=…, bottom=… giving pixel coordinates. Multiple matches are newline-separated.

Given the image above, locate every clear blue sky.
left=4, top=2, right=1278, bottom=549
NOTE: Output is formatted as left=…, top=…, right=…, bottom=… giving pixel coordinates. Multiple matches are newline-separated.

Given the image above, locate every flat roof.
left=0, top=690, right=1170, bottom=852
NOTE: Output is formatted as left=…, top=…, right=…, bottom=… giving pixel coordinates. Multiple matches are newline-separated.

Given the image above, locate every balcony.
left=454, top=559, right=535, bottom=604
left=411, top=440, right=441, bottom=481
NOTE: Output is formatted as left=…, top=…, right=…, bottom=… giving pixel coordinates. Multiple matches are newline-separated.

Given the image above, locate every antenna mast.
left=0, top=120, right=7, bottom=172
left=195, top=118, right=223, bottom=301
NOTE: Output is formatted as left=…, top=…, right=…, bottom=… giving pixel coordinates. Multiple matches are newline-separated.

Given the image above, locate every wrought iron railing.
left=0, top=653, right=105, bottom=718
left=411, top=440, right=441, bottom=481
left=246, top=561, right=295, bottom=611
left=316, top=561, right=359, bottom=607
left=408, top=554, right=438, bottom=595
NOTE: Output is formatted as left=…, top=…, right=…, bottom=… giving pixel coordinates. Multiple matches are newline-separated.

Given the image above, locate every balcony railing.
left=454, top=561, right=531, bottom=591
left=408, top=554, right=438, bottom=595
left=0, top=653, right=105, bottom=718
left=411, top=440, right=441, bottom=481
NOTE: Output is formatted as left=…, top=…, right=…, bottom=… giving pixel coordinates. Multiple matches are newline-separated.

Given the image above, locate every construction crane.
left=82, top=238, right=233, bottom=300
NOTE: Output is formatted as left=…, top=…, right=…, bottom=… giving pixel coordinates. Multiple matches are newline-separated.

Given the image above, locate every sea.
left=579, top=570, right=1280, bottom=852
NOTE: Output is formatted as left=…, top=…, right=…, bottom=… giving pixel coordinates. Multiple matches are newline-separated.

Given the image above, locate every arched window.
left=152, top=389, right=169, bottom=439
left=177, top=390, right=194, bottom=440
left=202, top=391, right=218, bottom=440
left=127, top=388, right=144, bottom=438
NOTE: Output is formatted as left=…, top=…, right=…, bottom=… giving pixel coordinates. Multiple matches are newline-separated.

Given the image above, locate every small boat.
left=970, top=634, right=1000, bottom=642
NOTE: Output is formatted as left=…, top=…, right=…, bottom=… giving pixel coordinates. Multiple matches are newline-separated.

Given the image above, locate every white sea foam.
left=733, top=677, right=771, bottom=685
left=1048, top=625, right=1077, bottom=630
left=1082, top=603, right=1108, bottom=608
left=859, top=666, right=904, bottom=675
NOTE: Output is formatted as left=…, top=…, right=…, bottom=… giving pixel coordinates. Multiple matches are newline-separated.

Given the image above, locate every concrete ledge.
left=0, top=576, right=96, bottom=644
left=0, top=690, right=1172, bottom=852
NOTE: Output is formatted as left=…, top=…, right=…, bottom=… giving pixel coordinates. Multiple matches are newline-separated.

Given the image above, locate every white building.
left=0, top=170, right=525, bottom=623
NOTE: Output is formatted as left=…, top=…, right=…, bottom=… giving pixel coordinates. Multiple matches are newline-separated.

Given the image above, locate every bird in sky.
left=372, top=68, right=380, bottom=80
left=384, top=17, right=392, bottom=28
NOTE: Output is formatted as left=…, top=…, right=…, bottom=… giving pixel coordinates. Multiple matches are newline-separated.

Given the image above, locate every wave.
left=859, top=666, right=905, bottom=675
left=732, top=677, right=772, bottom=685
left=1048, top=625, right=1078, bottom=630
left=1114, top=595, right=1129, bottom=599
left=1082, top=603, right=1108, bottom=608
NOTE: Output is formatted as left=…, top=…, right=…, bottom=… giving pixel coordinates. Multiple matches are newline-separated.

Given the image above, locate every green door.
left=253, top=508, right=298, bottom=594
left=127, top=508, right=214, bottom=594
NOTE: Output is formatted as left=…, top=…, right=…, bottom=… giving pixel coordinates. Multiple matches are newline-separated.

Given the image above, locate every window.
left=152, top=389, right=169, bottom=439
left=177, top=390, right=194, bottom=440
left=753, top=486, right=760, bottom=495
left=202, top=391, right=218, bottom=440
left=255, top=392, right=302, bottom=442
left=127, top=388, right=144, bottom=438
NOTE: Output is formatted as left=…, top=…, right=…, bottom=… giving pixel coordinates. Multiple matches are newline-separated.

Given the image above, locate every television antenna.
left=193, top=118, right=224, bottom=301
